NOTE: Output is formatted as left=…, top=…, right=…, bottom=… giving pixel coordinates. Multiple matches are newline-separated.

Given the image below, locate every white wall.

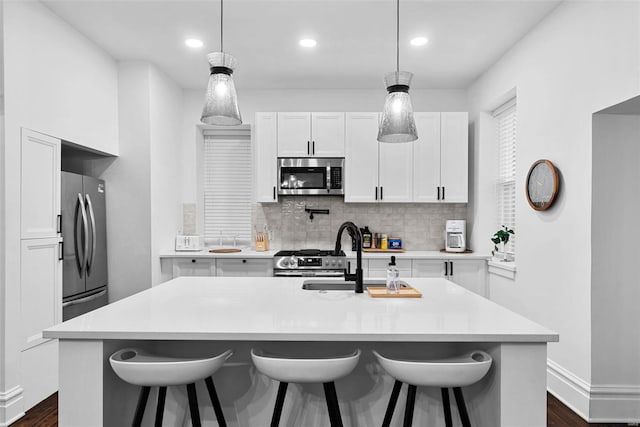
left=467, top=1, right=640, bottom=420
left=591, top=113, right=640, bottom=421
left=180, top=88, right=468, bottom=204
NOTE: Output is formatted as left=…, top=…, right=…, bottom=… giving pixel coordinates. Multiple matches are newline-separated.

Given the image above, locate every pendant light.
left=201, top=0, right=242, bottom=126
left=377, top=0, right=418, bottom=143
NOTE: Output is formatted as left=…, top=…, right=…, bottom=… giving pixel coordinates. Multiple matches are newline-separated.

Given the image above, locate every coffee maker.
left=445, top=220, right=466, bottom=252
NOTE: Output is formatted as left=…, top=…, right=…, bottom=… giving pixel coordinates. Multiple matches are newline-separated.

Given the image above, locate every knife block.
left=255, top=239, right=269, bottom=252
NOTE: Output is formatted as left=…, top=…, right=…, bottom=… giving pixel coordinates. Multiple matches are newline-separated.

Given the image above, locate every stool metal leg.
left=441, top=388, right=453, bottom=427
left=323, top=382, right=344, bottom=427
left=271, top=382, right=288, bottom=427
left=154, top=386, right=167, bottom=427
left=133, top=386, right=150, bottom=427
left=382, top=380, right=403, bottom=427
left=187, top=383, right=201, bottom=427
left=402, top=385, right=417, bottom=427
left=453, top=387, right=471, bottom=427
left=205, top=377, right=227, bottom=427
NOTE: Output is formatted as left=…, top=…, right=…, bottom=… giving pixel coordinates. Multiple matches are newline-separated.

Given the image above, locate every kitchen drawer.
left=172, top=258, right=216, bottom=278
left=216, top=259, right=272, bottom=277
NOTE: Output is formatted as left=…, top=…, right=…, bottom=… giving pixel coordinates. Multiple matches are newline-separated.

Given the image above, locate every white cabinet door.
left=277, top=112, right=311, bottom=157
left=448, top=260, right=487, bottom=297
left=311, top=112, right=345, bottom=157
left=368, top=258, right=412, bottom=278
left=21, top=237, right=62, bottom=350
left=254, top=113, right=279, bottom=202
left=379, top=141, right=413, bottom=203
left=440, top=112, right=469, bottom=203
left=412, top=259, right=446, bottom=278
left=216, top=259, right=272, bottom=277
left=172, top=258, right=216, bottom=278
left=345, top=113, right=379, bottom=203
left=413, top=113, right=442, bottom=202
left=21, top=129, right=61, bottom=239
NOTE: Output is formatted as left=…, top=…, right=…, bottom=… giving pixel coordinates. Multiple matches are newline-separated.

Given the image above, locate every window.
left=202, top=128, right=252, bottom=245
left=494, top=98, right=517, bottom=257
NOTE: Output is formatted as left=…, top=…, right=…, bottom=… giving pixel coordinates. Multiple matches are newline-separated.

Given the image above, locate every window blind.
left=494, top=98, right=517, bottom=256
left=203, top=134, right=252, bottom=245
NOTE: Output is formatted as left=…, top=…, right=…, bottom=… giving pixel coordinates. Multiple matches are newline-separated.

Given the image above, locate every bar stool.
left=373, top=350, right=492, bottom=427
left=251, top=348, right=361, bottom=427
left=109, top=348, right=233, bottom=427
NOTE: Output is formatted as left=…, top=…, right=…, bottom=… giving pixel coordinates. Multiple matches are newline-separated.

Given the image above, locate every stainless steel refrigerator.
left=61, top=171, right=108, bottom=321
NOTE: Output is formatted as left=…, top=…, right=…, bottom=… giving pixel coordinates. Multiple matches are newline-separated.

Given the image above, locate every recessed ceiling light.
left=299, top=38, right=317, bottom=48
left=410, top=37, right=429, bottom=47
left=185, top=38, right=203, bottom=49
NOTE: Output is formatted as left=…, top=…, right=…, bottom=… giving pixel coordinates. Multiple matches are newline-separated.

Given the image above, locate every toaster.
left=175, top=235, right=202, bottom=251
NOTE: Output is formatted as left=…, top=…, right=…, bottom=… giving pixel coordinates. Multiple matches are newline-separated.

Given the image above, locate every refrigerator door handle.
left=62, top=289, right=107, bottom=308
left=85, top=194, right=97, bottom=274
left=76, top=193, right=89, bottom=275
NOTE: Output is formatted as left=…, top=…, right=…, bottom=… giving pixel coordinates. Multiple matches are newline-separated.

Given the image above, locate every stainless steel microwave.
left=278, top=158, right=344, bottom=196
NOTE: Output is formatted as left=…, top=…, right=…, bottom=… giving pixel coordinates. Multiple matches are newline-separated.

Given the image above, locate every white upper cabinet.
left=345, top=113, right=379, bottom=202
left=413, top=112, right=468, bottom=203
left=21, top=129, right=61, bottom=239
left=254, top=113, right=279, bottom=202
left=277, top=112, right=345, bottom=157
left=378, top=141, right=413, bottom=203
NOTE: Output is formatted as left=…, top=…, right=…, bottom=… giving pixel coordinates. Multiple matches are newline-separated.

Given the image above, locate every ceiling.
left=42, top=0, right=561, bottom=90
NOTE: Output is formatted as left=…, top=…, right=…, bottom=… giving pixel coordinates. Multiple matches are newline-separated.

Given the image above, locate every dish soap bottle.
left=386, top=256, right=400, bottom=294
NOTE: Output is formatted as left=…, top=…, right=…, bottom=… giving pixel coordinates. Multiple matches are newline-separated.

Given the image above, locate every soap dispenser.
left=386, top=255, right=400, bottom=294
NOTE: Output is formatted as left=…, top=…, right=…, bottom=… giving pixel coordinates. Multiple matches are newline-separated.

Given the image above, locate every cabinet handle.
left=444, top=261, right=448, bottom=276
left=312, top=140, right=315, bottom=155
left=437, top=187, right=441, bottom=200
left=307, top=140, right=310, bottom=155
left=375, top=187, right=378, bottom=200
left=380, top=187, right=384, bottom=200
left=273, top=186, right=276, bottom=200
left=442, top=186, right=445, bottom=200
left=191, top=259, right=196, bottom=263
left=58, top=241, right=63, bottom=261
left=242, top=259, right=247, bottom=263
left=449, top=261, right=453, bottom=276
left=57, top=214, right=62, bottom=233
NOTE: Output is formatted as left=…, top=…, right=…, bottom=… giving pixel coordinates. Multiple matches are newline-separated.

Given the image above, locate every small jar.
left=381, top=234, right=388, bottom=250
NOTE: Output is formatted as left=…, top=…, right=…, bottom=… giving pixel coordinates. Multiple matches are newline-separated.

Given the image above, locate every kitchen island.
left=44, top=277, right=557, bottom=426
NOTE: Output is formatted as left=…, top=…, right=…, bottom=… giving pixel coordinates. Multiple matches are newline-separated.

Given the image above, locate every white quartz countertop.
left=159, top=249, right=490, bottom=260
left=44, top=277, right=557, bottom=343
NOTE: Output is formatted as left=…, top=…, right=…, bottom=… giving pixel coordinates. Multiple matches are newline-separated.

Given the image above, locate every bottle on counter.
left=362, top=226, right=372, bottom=249
left=386, top=256, right=400, bottom=294
left=381, top=234, right=388, bottom=250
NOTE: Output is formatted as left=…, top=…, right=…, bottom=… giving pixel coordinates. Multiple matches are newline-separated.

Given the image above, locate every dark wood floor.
left=9, top=392, right=631, bottom=426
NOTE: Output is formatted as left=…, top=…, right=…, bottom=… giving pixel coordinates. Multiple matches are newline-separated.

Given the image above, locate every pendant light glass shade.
left=377, top=71, right=418, bottom=143
left=201, top=52, right=242, bottom=126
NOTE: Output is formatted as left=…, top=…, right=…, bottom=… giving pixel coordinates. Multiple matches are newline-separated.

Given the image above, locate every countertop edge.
left=159, top=250, right=492, bottom=260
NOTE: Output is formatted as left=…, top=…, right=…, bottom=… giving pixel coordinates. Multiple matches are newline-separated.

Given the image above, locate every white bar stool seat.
left=373, top=350, right=492, bottom=427
left=109, top=348, right=233, bottom=427
left=251, top=348, right=361, bottom=427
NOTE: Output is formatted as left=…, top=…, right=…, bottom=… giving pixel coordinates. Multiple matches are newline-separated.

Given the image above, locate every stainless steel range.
left=273, top=249, right=347, bottom=277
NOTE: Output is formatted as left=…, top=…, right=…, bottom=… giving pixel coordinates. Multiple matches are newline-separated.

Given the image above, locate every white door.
left=254, top=113, right=279, bottom=202
left=311, top=112, right=345, bottom=157
left=277, top=112, right=311, bottom=157
left=440, top=112, right=469, bottom=202
left=448, top=260, right=488, bottom=297
left=216, top=259, right=272, bottom=276
left=411, top=259, right=446, bottom=278
left=21, top=237, right=62, bottom=350
left=345, top=113, right=380, bottom=203
left=379, top=141, right=413, bottom=203
left=413, top=113, right=442, bottom=202
left=21, top=129, right=61, bottom=239
left=172, top=258, right=216, bottom=278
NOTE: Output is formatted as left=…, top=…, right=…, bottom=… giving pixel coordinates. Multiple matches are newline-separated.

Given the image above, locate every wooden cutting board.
left=367, top=286, right=422, bottom=298
left=209, top=248, right=242, bottom=253
left=362, top=248, right=406, bottom=253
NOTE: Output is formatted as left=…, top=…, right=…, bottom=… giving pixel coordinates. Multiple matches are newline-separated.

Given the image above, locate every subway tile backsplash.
left=252, top=196, right=467, bottom=251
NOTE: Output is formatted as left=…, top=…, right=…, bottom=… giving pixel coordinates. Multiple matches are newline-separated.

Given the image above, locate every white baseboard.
left=0, top=385, right=25, bottom=427
left=547, top=359, right=640, bottom=423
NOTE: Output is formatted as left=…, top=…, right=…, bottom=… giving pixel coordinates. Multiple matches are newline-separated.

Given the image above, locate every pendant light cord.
left=396, top=0, right=399, bottom=73
left=220, top=0, right=224, bottom=52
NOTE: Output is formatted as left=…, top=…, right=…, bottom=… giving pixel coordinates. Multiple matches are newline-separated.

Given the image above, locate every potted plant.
left=491, top=225, right=514, bottom=261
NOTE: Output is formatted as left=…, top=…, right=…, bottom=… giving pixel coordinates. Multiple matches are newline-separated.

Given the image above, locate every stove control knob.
left=281, top=258, right=290, bottom=267
left=289, top=256, right=297, bottom=267
left=331, top=260, right=337, bottom=266
left=336, top=260, right=343, bottom=267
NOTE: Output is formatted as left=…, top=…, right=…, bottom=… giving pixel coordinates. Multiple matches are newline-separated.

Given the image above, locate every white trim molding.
left=547, top=359, right=640, bottom=423
left=0, top=385, right=25, bottom=427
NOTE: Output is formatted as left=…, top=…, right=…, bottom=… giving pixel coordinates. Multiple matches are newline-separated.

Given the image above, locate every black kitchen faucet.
left=334, top=221, right=364, bottom=293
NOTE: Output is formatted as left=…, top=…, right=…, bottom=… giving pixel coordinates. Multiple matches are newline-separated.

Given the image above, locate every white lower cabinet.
left=412, top=259, right=487, bottom=297
left=368, top=258, right=412, bottom=278
left=172, top=258, right=216, bottom=278
left=216, top=259, right=272, bottom=277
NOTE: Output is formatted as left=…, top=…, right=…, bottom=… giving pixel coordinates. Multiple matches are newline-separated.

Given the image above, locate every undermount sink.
left=302, top=279, right=408, bottom=291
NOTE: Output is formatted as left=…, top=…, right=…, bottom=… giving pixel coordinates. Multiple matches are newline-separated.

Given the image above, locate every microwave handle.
left=326, top=164, right=331, bottom=191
